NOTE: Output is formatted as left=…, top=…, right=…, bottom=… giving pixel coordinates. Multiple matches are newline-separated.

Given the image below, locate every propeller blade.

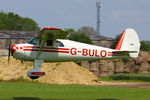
left=21, top=60, right=24, bottom=64
left=8, top=39, right=12, bottom=64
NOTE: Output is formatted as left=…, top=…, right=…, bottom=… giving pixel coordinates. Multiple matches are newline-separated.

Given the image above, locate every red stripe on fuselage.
left=108, top=52, right=112, bottom=56
left=23, top=46, right=69, bottom=50
left=24, top=49, right=69, bottom=53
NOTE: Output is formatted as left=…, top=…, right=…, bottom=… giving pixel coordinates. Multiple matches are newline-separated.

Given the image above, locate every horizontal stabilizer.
left=112, top=51, right=137, bottom=56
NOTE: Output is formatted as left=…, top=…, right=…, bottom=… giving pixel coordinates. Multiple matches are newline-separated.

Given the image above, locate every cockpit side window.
left=46, top=40, right=53, bottom=46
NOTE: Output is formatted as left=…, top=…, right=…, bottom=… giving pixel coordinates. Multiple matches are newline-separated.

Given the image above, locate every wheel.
left=29, top=76, right=39, bottom=79
left=135, top=61, right=139, bottom=65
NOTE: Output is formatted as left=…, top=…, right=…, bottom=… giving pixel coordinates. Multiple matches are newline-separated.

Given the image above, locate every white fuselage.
left=11, top=39, right=126, bottom=62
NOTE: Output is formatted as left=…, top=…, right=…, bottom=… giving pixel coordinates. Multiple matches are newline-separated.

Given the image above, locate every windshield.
left=28, top=37, right=38, bottom=45
left=28, top=37, right=64, bottom=47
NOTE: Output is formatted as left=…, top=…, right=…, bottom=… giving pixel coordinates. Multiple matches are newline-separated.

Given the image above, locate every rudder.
left=115, top=28, right=141, bottom=58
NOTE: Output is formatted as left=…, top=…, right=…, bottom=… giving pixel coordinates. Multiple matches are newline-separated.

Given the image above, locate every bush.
left=111, top=34, right=121, bottom=49
left=140, top=41, right=150, bottom=51
left=109, top=74, right=150, bottom=82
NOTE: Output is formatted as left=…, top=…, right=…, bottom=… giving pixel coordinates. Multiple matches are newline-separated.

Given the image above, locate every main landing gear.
left=27, top=60, right=45, bottom=79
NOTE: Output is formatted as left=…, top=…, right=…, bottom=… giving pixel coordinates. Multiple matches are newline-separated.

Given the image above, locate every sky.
left=0, top=0, right=149, bottom=40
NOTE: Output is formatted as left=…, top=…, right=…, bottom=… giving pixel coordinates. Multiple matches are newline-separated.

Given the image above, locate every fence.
left=0, top=38, right=29, bottom=56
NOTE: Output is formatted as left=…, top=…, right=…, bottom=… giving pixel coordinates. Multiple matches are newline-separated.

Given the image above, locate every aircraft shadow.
left=97, top=99, right=119, bottom=100
left=13, top=97, right=119, bottom=100
left=13, top=97, right=41, bottom=100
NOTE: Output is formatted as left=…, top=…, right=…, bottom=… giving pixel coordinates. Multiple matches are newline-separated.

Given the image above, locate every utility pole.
left=96, top=0, right=101, bottom=35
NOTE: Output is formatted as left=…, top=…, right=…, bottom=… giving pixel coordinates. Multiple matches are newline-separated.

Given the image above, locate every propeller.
left=8, top=38, right=12, bottom=64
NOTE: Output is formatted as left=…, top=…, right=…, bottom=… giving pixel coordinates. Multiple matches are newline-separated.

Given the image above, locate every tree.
left=19, top=17, right=40, bottom=31
left=111, top=34, right=121, bottom=49
left=0, top=12, right=40, bottom=31
left=77, top=26, right=96, bottom=35
left=68, top=33, right=93, bottom=44
left=64, top=28, right=75, bottom=33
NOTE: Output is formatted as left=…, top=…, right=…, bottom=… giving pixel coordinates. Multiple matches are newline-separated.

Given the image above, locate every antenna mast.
left=96, top=0, right=101, bottom=35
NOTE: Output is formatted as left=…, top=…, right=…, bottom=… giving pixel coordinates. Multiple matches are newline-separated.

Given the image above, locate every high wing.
left=38, top=27, right=68, bottom=40
left=36, top=27, right=69, bottom=59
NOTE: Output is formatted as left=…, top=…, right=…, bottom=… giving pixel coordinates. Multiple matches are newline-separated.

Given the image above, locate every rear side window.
left=56, top=41, right=64, bottom=47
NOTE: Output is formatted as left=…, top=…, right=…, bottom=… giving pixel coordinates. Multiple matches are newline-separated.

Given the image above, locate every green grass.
left=0, top=82, right=150, bottom=100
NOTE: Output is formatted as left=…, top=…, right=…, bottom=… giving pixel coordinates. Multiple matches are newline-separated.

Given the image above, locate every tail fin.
left=115, top=28, right=141, bottom=58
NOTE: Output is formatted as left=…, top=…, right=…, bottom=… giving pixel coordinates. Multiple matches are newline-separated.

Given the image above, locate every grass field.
left=0, top=82, right=150, bottom=100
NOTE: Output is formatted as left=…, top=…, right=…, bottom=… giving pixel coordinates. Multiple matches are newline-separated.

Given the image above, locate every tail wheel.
left=131, top=57, right=141, bottom=66
left=134, top=60, right=141, bottom=65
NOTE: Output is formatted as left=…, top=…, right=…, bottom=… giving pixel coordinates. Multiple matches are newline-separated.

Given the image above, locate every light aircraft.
left=9, top=27, right=141, bottom=79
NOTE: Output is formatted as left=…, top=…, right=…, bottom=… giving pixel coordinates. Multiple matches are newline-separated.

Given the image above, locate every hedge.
left=109, top=74, right=150, bottom=82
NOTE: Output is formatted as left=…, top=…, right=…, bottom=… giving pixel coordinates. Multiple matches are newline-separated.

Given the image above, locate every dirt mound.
left=0, top=57, right=98, bottom=85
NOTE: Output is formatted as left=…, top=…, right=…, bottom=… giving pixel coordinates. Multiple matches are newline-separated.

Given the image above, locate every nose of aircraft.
left=10, top=45, right=16, bottom=55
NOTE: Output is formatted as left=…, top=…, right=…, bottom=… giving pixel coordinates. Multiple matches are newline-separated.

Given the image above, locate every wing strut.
left=36, top=37, right=47, bottom=59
